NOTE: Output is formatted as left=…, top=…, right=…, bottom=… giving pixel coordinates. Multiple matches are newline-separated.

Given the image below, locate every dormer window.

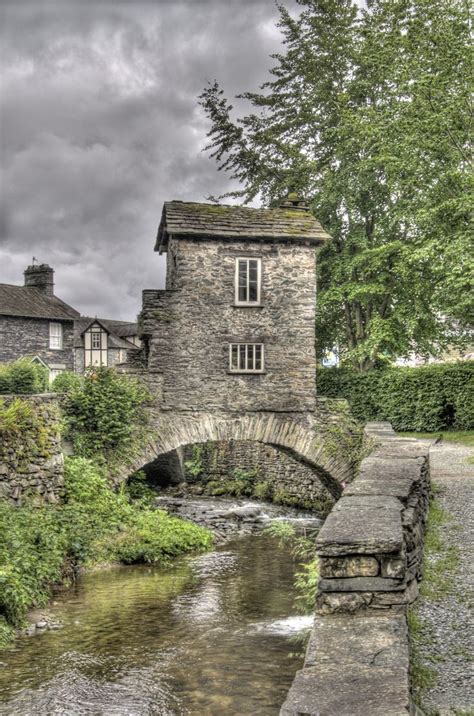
left=49, top=322, right=63, bottom=349
left=235, top=257, right=261, bottom=305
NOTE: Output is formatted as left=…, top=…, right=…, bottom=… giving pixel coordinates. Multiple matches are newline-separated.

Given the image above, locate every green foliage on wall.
left=318, top=362, right=474, bottom=431
left=184, top=444, right=205, bottom=480
left=57, top=368, right=150, bottom=467
left=0, top=359, right=49, bottom=395
left=0, top=398, right=55, bottom=462
left=0, top=456, right=212, bottom=644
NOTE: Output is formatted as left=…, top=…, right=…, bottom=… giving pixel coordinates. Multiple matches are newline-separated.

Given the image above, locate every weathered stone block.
left=319, top=576, right=405, bottom=593
left=315, top=505, right=403, bottom=556
left=319, top=556, right=379, bottom=578
left=280, top=662, right=411, bottom=715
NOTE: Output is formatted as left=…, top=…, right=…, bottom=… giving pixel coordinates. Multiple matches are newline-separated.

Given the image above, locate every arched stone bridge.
left=120, top=402, right=360, bottom=500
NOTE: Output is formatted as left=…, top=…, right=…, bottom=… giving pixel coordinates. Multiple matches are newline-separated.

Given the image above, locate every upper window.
left=91, top=332, right=101, bottom=350
left=229, top=343, right=264, bottom=373
left=49, top=322, right=63, bottom=350
left=235, top=257, right=261, bottom=305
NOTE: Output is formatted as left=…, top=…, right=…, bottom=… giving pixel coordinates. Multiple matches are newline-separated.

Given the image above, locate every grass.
left=398, top=431, right=474, bottom=448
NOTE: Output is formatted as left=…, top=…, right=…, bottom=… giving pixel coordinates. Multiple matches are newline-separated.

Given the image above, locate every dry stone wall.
left=0, top=394, right=64, bottom=504
left=281, top=422, right=431, bottom=716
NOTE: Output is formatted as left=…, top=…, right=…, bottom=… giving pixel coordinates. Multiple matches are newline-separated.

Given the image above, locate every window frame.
left=49, top=322, right=63, bottom=350
left=234, top=257, right=262, bottom=306
left=229, top=342, right=265, bottom=374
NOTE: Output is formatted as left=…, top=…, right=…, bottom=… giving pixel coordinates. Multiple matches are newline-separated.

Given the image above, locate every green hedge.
left=0, top=359, right=49, bottom=395
left=317, top=362, right=474, bottom=431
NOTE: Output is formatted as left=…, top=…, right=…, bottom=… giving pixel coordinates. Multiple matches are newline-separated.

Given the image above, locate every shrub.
left=60, top=367, right=150, bottom=465
left=51, top=370, right=82, bottom=395
left=0, top=457, right=212, bottom=643
left=0, top=398, right=54, bottom=460
left=318, top=362, right=474, bottom=431
left=0, top=359, right=48, bottom=395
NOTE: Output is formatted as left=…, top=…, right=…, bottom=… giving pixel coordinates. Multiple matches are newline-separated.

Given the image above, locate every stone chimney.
left=279, top=192, right=310, bottom=212
left=24, top=264, right=55, bottom=296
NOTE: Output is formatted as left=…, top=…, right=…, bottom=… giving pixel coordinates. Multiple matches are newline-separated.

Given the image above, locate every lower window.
left=229, top=343, right=264, bottom=373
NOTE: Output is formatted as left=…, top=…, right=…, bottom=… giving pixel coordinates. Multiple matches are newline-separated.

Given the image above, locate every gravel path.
left=417, top=440, right=474, bottom=715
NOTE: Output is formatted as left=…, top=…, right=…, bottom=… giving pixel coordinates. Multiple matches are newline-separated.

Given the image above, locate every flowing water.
left=0, top=499, right=321, bottom=716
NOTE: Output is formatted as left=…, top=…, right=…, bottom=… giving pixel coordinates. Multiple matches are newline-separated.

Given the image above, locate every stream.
left=0, top=498, right=322, bottom=715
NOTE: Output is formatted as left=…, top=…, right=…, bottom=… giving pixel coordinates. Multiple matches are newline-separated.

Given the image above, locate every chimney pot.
left=279, top=193, right=310, bottom=211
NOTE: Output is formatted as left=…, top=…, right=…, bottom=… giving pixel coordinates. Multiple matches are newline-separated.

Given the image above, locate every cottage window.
left=229, top=343, right=264, bottom=373
left=49, top=322, right=63, bottom=349
left=91, top=332, right=101, bottom=350
left=235, top=258, right=261, bottom=305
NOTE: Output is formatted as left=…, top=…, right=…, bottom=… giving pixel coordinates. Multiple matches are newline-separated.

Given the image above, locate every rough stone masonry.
left=0, top=394, right=64, bottom=504
left=281, top=422, right=431, bottom=716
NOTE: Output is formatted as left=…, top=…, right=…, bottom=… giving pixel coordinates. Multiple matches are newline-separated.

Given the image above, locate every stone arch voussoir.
left=123, top=412, right=353, bottom=499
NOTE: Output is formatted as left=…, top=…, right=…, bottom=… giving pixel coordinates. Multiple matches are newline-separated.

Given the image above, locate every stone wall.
left=0, top=394, right=64, bottom=504
left=181, top=440, right=334, bottom=510
left=281, top=423, right=431, bottom=715
left=0, top=315, right=75, bottom=371
left=140, top=237, right=317, bottom=413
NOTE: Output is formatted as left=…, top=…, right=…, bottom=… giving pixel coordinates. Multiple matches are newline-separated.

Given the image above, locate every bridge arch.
left=123, top=412, right=355, bottom=499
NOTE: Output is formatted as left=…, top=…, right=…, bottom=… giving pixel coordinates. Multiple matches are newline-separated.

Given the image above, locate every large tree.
left=199, top=0, right=472, bottom=371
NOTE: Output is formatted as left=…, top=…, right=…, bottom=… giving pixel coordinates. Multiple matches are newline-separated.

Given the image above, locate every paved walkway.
left=417, top=440, right=474, bottom=715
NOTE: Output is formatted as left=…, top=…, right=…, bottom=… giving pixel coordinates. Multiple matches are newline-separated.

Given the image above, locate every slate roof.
left=73, top=317, right=139, bottom=350
left=156, top=201, right=331, bottom=251
left=0, top=283, right=80, bottom=320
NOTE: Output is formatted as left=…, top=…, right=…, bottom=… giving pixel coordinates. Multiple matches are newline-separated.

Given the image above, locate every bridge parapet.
left=281, top=423, right=432, bottom=715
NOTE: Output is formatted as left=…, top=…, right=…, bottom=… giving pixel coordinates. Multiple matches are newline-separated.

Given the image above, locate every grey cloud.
left=1, top=0, right=298, bottom=319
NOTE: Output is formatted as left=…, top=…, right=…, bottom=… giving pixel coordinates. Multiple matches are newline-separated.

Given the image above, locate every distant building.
left=0, top=264, right=140, bottom=381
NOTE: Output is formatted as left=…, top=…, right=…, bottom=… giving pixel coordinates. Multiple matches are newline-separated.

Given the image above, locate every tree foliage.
left=199, top=0, right=473, bottom=370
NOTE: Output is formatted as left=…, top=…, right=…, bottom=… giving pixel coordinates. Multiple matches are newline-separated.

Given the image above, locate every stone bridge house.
left=0, top=264, right=140, bottom=382
left=123, top=198, right=358, bottom=504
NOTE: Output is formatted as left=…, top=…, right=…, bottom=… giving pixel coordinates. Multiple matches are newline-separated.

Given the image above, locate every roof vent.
left=279, top=192, right=310, bottom=211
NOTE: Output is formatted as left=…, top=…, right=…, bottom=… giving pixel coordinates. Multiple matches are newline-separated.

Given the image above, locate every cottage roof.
left=0, top=283, right=80, bottom=320
left=156, top=200, right=331, bottom=252
left=73, top=317, right=139, bottom=350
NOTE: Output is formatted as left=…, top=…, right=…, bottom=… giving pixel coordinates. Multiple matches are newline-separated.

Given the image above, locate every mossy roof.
left=156, top=201, right=331, bottom=251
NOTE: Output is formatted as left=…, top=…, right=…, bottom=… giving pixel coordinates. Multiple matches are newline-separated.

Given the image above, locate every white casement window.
left=229, top=343, right=265, bottom=373
left=91, top=332, right=101, bottom=350
left=49, top=322, right=63, bottom=350
left=235, top=257, right=261, bottom=305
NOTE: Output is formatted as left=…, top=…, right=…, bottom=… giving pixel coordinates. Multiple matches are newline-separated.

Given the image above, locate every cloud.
left=0, top=0, right=298, bottom=319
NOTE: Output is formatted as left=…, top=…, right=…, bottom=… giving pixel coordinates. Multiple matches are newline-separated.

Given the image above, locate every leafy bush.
left=0, top=359, right=48, bottom=395
left=51, top=370, right=82, bottom=395
left=60, top=367, right=150, bottom=465
left=318, top=362, right=474, bottom=431
left=0, top=457, right=212, bottom=643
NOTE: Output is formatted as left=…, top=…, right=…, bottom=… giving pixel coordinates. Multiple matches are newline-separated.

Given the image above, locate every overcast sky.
left=0, top=0, right=300, bottom=321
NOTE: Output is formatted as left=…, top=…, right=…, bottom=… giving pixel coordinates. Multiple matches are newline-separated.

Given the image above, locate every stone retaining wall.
left=181, top=439, right=334, bottom=510
left=281, top=422, right=431, bottom=716
left=0, top=394, right=64, bottom=504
